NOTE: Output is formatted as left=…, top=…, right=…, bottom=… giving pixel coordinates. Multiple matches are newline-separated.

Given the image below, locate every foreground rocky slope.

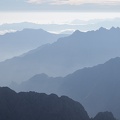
left=0, top=87, right=89, bottom=120
left=0, top=87, right=116, bottom=120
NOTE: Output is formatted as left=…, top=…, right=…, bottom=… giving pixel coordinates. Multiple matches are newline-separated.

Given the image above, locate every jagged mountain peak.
left=98, top=27, right=107, bottom=31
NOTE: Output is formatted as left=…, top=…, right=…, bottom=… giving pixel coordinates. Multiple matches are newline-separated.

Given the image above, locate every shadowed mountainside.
left=0, top=87, right=89, bottom=120
left=93, top=112, right=116, bottom=120
left=0, top=87, right=116, bottom=120
left=10, top=57, right=120, bottom=119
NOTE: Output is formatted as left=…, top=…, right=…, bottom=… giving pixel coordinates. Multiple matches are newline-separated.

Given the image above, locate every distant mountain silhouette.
left=11, top=57, right=120, bottom=119
left=0, top=28, right=66, bottom=61
left=0, top=87, right=90, bottom=120
left=1, top=18, right=120, bottom=34
left=11, top=73, right=63, bottom=94
left=1, top=27, right=120, bottom=85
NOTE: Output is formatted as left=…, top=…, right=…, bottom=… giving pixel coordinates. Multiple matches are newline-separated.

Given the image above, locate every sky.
left=0, top=0, right=120, bottom=26
left=1, top=12, right=120, bottom=25
left=1, top=0, right=120, bottom=12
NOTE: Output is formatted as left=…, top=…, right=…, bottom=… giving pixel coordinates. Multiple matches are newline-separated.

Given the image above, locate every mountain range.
left=1, top=18, right=120, bottom=34
left=10, top=57, right=120, bottom=119
left=0, top=87, right=116, bottom=120
left=0, top=28, right=66, bottom=61
left=1, top=27, right=120, bottom=85
left=1, top=27, right=120, bottom=119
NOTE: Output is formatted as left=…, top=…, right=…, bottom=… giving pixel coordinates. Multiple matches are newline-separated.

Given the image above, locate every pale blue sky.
left=0, top=0, right=120, bottom=11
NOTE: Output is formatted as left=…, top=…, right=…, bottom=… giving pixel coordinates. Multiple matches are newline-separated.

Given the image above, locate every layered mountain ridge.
left=1, top=27, right=120, bottom=85
left=10, top=57, right=120, bottom=119
left=0, top=28, right=66, bottom=61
